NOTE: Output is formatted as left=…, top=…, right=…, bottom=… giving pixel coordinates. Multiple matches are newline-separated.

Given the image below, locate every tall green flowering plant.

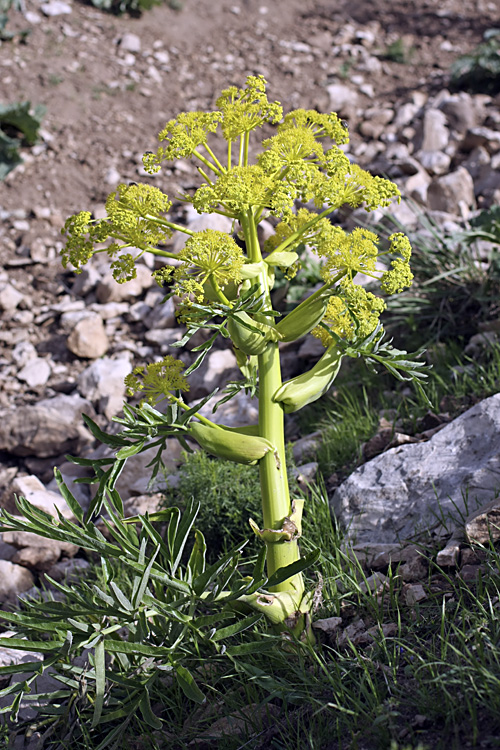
left=60, top=76, right=424, bottom=637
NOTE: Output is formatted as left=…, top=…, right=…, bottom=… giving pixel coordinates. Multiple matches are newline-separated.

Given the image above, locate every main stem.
left=243, top=210, right=304, bottom=599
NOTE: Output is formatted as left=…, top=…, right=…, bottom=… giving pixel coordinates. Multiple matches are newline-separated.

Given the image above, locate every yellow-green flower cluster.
left=192, top=165, right=295, bottom=217
left=264, top=208, right=341, bottom=257
left=61, top=183, right=172, bottom=282
left=312, top=281, right=386, bottom=346
left=161, top=229, right=245, bottom=305
left=279, top=109, right=350, bottom=145
left=380, top=233, right=414, bottom=294
left=143, top=111, right=222, bottom=173
left=125, top=356, right=189, bottom=405
left=319, top=227, right=379, bottom=282
left=216, top=75, right=283, bottom=142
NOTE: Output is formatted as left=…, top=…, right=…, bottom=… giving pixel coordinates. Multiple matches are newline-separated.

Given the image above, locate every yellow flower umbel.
left=159, top=229, right=245, bottom=306
left=125, top=356, right=189, bottom=406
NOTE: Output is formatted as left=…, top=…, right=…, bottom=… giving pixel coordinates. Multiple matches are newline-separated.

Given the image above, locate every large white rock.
left=77, top=357, right=132, bottom=418
left=332, top=394, right=500, bottom=544
left=12, top=474, right=76, bottom=519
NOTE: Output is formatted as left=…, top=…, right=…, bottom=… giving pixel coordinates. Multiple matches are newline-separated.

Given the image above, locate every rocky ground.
left=0, top=0, right=500, bottom=607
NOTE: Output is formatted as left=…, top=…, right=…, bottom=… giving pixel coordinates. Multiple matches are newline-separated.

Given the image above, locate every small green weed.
left=0, top=101, right=45, bottom=180
left=383, top=38, right=415, bottom=64
left=451, top=28, right=500, bottom=94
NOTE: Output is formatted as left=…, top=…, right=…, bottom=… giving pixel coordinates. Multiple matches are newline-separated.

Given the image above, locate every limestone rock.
left=1, top=529, right=78, bottom=559
left=427, top=167, right=476, bottom=216
left=465, top=497, right=500, bottom=545
left=332, top=394, right=500, bottom=544
left=77, top=357, right=132, bottom=418
left=0, top=394, right=94, bottom=457
left=0, top=560, right=34, bottom=602
left=66, top=312, right=109, bottom=358
left=0, top=283, right=24, bottom=312
left=326, top=82, right=358, bottom=117
left=17, top=358, right=51, bottom=388
left=96, top=264, right=153, bottom=303
left=420, top=108, right=449, bottom=152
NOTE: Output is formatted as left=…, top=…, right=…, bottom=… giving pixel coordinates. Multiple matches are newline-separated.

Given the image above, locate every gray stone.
left=96, top=264, right=152, bottom=303
left=0, top=393, right=94, bottom=457
left=332, top=394, right=500, bottom=544
left=40, top=0, right=71, bottom=15
left=420, top=109, right=449, bottom=152
left=465, top=497, right=500, bottom=545
left=144, top=293, right=177, bottom=329
left=462, top=126, right=500, bottom=153
left=17, top=358, right=51, bottom=388
left=1, top=529, right=78, bottom=559
left=0, top=283, right=24, bottom=312
left=0, top=631, right=43, bottom=669
left=71, top=265, right=102, bottom=297
left=196, top=391, right=259, bottom=428
left=440, top=93, right=482, bottom=133
left=418, top=150, right=451, bottom=176
left=0, top=560, right=34, bottom=602
left=326, top=82, right=359, bottom=117
left=77, top=357, right=132, bottom=418
left=67, top=312, right=109, bottom=358
left=188, top=348, right=239, bottom=400
left=427, top=167, right=476, bottom=216
left=119, top=33, right=141, bottom=53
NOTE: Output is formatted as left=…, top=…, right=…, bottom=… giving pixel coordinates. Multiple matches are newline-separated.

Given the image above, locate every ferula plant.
left=59, top=76, right=426, bottom=638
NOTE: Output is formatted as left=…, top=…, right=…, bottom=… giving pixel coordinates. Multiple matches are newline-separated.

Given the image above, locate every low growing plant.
left=0, top=76, right=428, bottom=740
left=451, top=28, right=500, bottom=94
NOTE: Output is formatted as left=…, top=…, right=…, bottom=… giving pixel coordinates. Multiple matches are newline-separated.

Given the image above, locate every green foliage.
left=0, top=483, right=280, bottom=747
left=88, top=0, right=182, bottom=15
left=383, top=38, right=414, bottom=64
left=451, top=28, right=500, bottom=94
left=0, top=101, right=45, bottom=180
left=166, top=448, right=300, bottom=560
left=376, top=205, right=500, bottom=348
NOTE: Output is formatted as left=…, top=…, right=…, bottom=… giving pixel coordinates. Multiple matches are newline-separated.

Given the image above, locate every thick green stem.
left=242, top=210, right=304, bottom=599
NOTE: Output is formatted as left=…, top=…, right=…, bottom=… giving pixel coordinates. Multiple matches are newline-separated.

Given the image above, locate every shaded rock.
left=403, top=583, right=427, bottom=605
left=1, top=529, right=78, bottom=559
left=96, top=264, right=152, bottom=303
left=292, top=431, right=322, bottom=463
left=418, top=150, right=451, bottom=176
left=312, top=616, right=342, bottom=635
left=465, top=497, right=500, bottom=545
left=0, top=394, right=94, bottom=457
left=188, top=348, right=239, bottom=400
left=44, top=557, right=90, bottom=583
left=66, top=312, right=109, bottom=358
left=77, top=357, right=132, bottom=418
left=440, top=93, right=483, bottom=133
left=332, top=394, right=500, bottom=544
left=427, top=166, right=476, bottom=216
left=420, top=108, right=449, bottom=151
left=462, top=126, right=500, bottom=154
left=196, top=391, right=258, bottom=428
left=0, top=560, right=34, bottom=602
left=11, top=545, right=60, bottom=571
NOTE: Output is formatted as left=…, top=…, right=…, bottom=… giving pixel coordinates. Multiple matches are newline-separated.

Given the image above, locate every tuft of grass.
left=451, top=28, right=500, bottom=94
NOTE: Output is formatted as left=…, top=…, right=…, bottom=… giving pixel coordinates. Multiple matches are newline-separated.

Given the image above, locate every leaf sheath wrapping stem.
left=272, top=344, right=343, bottom=413
left=188, top=421, right=274, bottom=465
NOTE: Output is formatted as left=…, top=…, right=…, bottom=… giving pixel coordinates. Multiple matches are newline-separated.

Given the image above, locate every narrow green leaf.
left=92, top=640, right=106, bottom=728
left=110, top=582, right=133, bottom=612
left=225, top=641, right=274, bottom=656
left=139, top=689, right=163, bottom=729
left=175, top=665, right=205, bottom=704
left=211, top=614, right=262, bottom=642
left=266, top=548, right=321, bottom=589
left=53, top=469, right=84, bottom=523
left=0, top=638, right=64, bottom=652
left=115, top=441, right=145, bottom=460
